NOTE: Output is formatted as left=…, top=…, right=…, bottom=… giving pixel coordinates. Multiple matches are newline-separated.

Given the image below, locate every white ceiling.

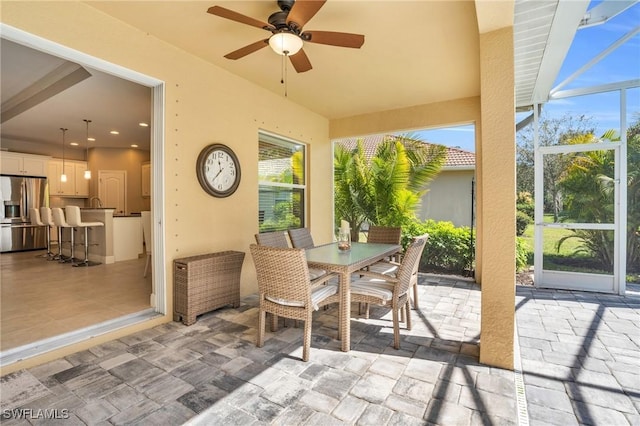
left=0, top=0, right=586, bottom=158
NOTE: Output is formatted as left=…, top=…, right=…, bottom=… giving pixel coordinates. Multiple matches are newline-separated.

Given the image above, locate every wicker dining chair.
left=250, top=244, right=339, bottom=362
left=364, top=229, right=428, bottom=310
left=365, top=225, right=403, bottom=273
left=254, top=231, right=330, bottom=329
left=349, top=234, right=428, bottom=349
left=254, top=231, right=289, bottom=248
left=287, top=228, right=315, bottom=249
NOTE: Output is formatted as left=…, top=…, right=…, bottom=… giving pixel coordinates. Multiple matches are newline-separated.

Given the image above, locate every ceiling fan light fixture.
left=269, top=32, right=303, bottom=56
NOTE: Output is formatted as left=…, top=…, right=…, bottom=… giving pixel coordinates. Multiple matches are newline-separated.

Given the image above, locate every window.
left=258, top=132, right=306, bottom=232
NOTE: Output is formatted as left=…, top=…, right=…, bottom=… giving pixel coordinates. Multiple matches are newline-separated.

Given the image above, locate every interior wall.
left=88, top=148, right=150, bottom=214
left=1, top=1, right=331, bottom=372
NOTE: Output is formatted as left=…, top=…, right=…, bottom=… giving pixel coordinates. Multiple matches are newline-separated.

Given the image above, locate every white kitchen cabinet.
left=141, top=162, right=151, bottom=197
left=0, top=152, right=49, bottom=176
left=47, top=159, right=89, bottom=197
left=48, top=160, right=74, bottom=195
left=74, top=164, right=89, bottom=197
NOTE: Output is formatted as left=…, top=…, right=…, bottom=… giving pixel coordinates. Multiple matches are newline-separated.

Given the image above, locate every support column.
left=478, top=26, right=516, bottom=369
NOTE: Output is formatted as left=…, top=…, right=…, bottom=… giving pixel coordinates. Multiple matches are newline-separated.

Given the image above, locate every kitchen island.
left=62, top=209, right=144, bottom=265
left=113, top=214, right=143, bottom=261
left=80, top=208, right=115, bottom=264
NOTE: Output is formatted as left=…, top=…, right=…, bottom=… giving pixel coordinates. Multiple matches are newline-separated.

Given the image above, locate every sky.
left=402, top=1, right=640, bottom=153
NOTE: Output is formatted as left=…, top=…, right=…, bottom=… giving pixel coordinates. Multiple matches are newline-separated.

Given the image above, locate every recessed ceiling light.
left=70, top=142, right=79, bottom=146
left=110, top=130, right=119, bottom=135
left=131, top=144, right=139, bottom=148
left=88, top=137, right=95, bottom=141
left=139, top=122, right=149, bottom=127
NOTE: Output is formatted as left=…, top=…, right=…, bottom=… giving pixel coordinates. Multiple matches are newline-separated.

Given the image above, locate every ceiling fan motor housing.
left=268, top=11, right=290, bottom=31
left=277, top=0, right=295, bottom=13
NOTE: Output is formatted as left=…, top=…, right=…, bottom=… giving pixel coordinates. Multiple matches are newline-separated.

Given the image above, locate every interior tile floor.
left=1, top=249, right=152, bottom=351
left=1, top=275, right=638, bottom=425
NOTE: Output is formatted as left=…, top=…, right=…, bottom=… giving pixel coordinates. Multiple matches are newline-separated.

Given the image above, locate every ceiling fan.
left=207, top=0, right=365, bottom=73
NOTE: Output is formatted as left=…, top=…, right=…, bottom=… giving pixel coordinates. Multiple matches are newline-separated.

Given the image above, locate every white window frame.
left=258, top=130, right=307, bottom=231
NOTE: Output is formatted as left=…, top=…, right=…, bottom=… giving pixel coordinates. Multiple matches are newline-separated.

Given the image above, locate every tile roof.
left=333, top=134, right=475, bottom=168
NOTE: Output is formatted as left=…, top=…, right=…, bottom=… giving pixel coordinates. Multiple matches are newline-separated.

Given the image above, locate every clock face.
left=196, top=144, right=241, bottom=197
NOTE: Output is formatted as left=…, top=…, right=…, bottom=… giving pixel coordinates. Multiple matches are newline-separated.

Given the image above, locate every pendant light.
left=60, top=128, right=68, bottom=183
left=83, top=119, right=92, bottom=179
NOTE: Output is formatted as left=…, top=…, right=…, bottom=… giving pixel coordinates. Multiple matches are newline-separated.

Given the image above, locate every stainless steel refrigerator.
left=0, top=175, right=47, bottom=252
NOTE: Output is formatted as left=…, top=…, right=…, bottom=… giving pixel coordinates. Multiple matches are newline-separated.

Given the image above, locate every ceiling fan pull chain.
left=284, top=53, right=289, bottom=97
left=281, top=51, right=285, bottom=85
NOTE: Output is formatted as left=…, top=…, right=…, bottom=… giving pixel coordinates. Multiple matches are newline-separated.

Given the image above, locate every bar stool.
left=39, top=207, right=57, bottom=260
left=51, top=208, right=73, bottom=263
left=30, top=208, right=50, bottom=259
left=65, top=206, right=103, bottom=267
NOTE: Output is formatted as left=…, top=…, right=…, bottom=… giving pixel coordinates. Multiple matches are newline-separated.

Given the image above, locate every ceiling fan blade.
left=224, top=39, right=269, bottom=60
left=286, top=0, right=327, bottom=30
left=207, top=6, right=274, bottom=31
left=303, top=30, right=365, bottom=48
left=289, top=49, right=312, bottom=73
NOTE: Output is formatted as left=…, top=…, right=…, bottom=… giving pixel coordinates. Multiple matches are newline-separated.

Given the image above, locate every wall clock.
left=196, top=143, right=241, bottom=198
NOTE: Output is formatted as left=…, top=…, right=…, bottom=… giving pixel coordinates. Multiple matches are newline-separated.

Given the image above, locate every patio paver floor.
left=1, top=275, right=638, bottom=425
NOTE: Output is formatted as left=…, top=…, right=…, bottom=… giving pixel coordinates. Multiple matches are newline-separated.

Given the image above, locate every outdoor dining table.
left=305, top=241, right=402, bottom=352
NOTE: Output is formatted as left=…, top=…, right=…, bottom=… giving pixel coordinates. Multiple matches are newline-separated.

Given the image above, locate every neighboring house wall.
left=421, top=168, right=474, bottom=227
left=334, top=135, right=476, bottom=228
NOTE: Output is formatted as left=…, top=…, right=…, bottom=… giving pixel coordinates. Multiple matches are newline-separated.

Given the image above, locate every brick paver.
left=1, top=276, right=638, bottom=425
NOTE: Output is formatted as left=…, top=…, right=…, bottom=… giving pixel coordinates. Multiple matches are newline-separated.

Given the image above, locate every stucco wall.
left=1, top=1, right=517, bottom=373
left=0, top=1, right=332, bottom=371
left=478, top=26, right=516, bottom=370
left=420, top=169, right=475, bottom=227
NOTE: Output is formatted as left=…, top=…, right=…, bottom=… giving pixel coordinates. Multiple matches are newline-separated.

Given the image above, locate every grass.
left=520, top=214, right=581, bottom=255
left=520, top=214, right=611, bottom=275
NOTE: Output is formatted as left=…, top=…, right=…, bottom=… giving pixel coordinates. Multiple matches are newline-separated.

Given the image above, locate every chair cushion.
left=367, top=262, right=398, bottom=276
left=265, top=283, right=338, bottom=311
left=350, top=279, right=395, bottom=302
left=308, top=268, right=327, bottom=281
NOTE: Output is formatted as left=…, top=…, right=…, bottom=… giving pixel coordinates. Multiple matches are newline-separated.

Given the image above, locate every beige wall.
left=328, top=27, right=516, bottom=370
left=1, top=1, right=516, bottom=373
left=88, top=148, right=151, bottom=214
left=330, top=97, right=481, bottom=140
left=420, top=169, right=475, bottom=227
left=477, top=26, right=516, bottom=370
left=1, top=1, right=331, bottom=372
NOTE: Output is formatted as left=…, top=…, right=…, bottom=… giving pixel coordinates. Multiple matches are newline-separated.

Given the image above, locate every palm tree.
left=334, top=135, right=446, bottom=241
left=558, top=126, right=640, bottom=272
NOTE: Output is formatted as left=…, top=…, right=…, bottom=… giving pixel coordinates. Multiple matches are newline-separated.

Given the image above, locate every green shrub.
left=402, top=220, right=473, bottom=274
left=402, top=219, right=531, bottom=275
left=516, top=191, right=535, bottom=218
left=516, top=237, right=530, bottom=272
left=516, top=211, right=533, bottom=236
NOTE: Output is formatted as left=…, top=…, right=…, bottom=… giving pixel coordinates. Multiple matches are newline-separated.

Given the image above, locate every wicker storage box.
left=173, top=250, right=245, bottom=325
